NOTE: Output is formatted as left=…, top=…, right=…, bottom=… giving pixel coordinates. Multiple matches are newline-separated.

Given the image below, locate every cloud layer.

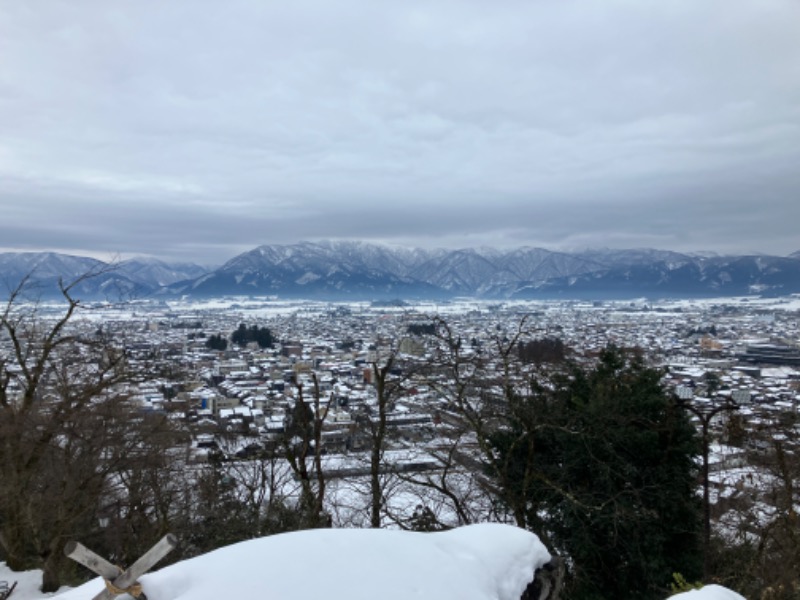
left=1, top=0, right=799, bottom=263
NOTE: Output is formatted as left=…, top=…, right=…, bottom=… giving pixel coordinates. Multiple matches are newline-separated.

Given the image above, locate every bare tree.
left=364, top=350, right=407, bottom=528
left=0, top=273, right=182, bottom=591
left=181, top=439, right=301, bottom=557
left=415, top=317, right=547, bottom=528
left=282, top=374, right=332, bottom=527
left=714, top=415, right=800, bottom=598
left=99, top=413, right=192, bottom=566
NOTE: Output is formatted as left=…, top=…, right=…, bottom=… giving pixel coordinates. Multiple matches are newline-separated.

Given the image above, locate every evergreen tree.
left=253, top=325, right=274, bottom=349
left=205, top=333, right=228, bottom=351
left=230, top=323, right=274, bottom=348
left=491, top=347, right=702, bottom=600
left=231, top=323, right=248, bottom=346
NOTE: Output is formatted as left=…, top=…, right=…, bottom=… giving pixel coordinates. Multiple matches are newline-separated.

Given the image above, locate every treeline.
left=205, top=333, right=228, bottom=351
left=231, top=323, right=274, bottom=348
left=204, top=323, right=275, bottom=351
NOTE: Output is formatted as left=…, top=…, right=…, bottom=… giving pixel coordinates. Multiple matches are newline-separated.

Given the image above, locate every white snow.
left=671, top=584, right=746, bottom=600
left=49, top=524, right=550, bottom=600
left=0, top=564, right=67, bottom=599
left=1, top=524, right=747, bottom=600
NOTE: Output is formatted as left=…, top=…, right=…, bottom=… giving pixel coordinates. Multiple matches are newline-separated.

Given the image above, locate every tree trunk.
left=40, top=550, right=63, bottom=593
left=0, top=523, right=30, bottom=572
left=370, top=444, right=382, bottom=528
left=369, top=360, right=391, bottom=528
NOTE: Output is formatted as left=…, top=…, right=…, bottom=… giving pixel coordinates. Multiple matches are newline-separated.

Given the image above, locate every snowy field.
left=2, top=525, right=744, bottom=600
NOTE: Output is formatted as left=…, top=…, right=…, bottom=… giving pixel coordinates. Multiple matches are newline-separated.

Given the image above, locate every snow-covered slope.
left=117, top=258, right=210, bottom=287
left=53, top=524, right=549, bottom=600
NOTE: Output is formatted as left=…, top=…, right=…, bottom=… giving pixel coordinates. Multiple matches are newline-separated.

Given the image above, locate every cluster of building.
left=7, top=294, right=799, bottom=530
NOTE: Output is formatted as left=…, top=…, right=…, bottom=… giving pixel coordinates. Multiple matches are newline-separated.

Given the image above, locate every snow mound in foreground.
left=55, top=523, right=550, bottom=600
left=671, top=584, right=746, bottom=600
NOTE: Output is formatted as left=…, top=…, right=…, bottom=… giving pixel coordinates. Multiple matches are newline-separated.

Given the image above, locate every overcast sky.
left=1, top=0, right=799, bottom=265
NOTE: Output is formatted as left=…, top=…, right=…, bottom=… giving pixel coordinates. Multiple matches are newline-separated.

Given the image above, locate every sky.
left=1, top=0, right=799, bottom=266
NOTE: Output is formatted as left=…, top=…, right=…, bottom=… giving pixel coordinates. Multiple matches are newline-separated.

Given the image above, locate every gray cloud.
left=1, top=0, right=799, bottom=264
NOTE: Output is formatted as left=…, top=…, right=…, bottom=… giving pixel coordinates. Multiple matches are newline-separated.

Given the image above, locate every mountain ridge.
left=2, top=243, right=799, bottom=301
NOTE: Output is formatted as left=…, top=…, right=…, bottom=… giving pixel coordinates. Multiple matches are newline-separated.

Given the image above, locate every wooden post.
left=63, top=541, right=120, bottom=580
left=64, top=534, right=177, bottom=600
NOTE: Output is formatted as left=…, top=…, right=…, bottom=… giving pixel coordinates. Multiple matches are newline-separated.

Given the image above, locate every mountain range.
left=2, top=242, right=800, bottom=301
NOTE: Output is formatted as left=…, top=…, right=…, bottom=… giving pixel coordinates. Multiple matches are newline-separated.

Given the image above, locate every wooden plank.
left=64, top=534, right=177, bottom=600
left=92, top=534, right=177, bottom=600
left=63, top=541, right=120, bottom=580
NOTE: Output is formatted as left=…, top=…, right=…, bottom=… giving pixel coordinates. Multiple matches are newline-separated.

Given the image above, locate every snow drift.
left=54, top=524, right=551, bottom=600
left=671, top=585, right=746, bottom=600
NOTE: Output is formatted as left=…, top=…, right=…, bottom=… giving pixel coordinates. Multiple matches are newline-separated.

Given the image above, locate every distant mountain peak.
left=0, top=252, right=208, bottom=300
left=170, top=243, right=800, bottom=300
left=3, top=245, right=800, bottom=301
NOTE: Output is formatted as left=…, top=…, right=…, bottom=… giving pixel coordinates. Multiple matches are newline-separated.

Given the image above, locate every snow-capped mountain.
left=2, top=244, right=800, bottom=301
left=117, top=258, right=210, bottom=287
left=409, top=248, right=504, bottom=293
left=167, top=241, right=441, bottom=298
left=0, top=252, right=148, bottom=300
left=165, top=242, right=800, bottom=299
left=0, top=252, right=105, bottom=285
left=0, top=253, right=208, bottom=301
left=522, top=254, right=800, bottom=298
